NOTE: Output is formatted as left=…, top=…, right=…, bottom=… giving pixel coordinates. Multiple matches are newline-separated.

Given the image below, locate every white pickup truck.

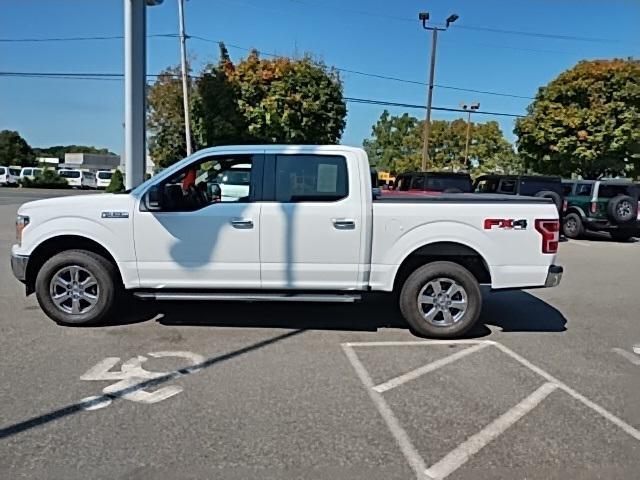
left=10, top=146, right=563, bottom=338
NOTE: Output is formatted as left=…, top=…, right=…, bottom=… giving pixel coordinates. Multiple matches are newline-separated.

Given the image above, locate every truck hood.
left=18, top=193, right=136, bottom=216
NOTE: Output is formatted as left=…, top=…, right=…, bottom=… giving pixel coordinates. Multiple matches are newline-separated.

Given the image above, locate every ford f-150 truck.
left=10, top=146, right=563, bottom=338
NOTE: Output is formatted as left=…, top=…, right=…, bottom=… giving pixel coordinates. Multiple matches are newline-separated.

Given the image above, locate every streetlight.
left=177, top=0, right=193, bottom=156
left=461, top=102, right=480, bottom=167
left=418, top=11, right=459, bottom=171
left=124, top=0, right=164, bottom=190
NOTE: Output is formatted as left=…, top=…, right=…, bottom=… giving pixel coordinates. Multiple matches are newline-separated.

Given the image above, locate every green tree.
left=515, top=59, right=640, bottom=179
left=106, top=169, right=125, bottom=193
left=0, top=130, right=35, bottom=166
left=33, top=145, right=115, bottom=160
left=148, top=66, right=200, bottom=168
left=363, top=111, right=518, bottom=174
left=21, top=169, right=67, bottom=188
left=230, top=51, right=347, bottom=144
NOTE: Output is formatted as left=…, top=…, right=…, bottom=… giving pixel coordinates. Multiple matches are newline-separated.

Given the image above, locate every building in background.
left=36, top=157, right=60, bottom=167
left=58, top=153, right=121, bottom=172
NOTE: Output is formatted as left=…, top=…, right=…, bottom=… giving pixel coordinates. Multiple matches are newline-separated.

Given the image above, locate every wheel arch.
left=392, top=241, right=491, bottom=293
left=25, top=235, right=122, bottom=295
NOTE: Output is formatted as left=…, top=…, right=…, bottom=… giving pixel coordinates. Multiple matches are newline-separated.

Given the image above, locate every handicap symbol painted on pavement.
left=79, top=351, right=205, bottom=410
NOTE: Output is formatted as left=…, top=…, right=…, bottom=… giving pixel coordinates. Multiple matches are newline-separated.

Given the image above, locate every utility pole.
left=419, top=12, right=459, bottom=171
left=461, top=102, right=480, bottom=167
left=124, top=0, right=164, bottom=190
left=177, top=0, right=193, bottom=156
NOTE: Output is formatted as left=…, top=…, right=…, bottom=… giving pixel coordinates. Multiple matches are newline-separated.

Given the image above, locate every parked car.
left=19, top=167, right=43, bottom=182
left=473, top=175, right=565, bottom=213
left=10, top=145, right=562, bottom=339
left=0, top=166, right=20, bottom=186
left=385, top=172, right=473, bottom=196
left=58, top=169, right=97, bottom=189
left=562, top=179, right=639, bottom=241
left=96, top=170, right=114, bottom=189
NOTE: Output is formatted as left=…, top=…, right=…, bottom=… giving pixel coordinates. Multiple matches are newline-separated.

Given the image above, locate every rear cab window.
left=274, top=155, right=348, bottom=202
left=497, top=179, right=517, bottom=194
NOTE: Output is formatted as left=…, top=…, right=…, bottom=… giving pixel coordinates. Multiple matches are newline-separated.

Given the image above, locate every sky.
left=1, top=0, right=639, bottom=155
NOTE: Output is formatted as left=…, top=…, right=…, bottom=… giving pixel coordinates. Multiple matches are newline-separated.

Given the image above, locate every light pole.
left=124, top=0, right=164, bottom=190
left=419, top=12, right=459, bottom=171
left=461, top=102, right=480, bottom=167
left=177, top=0, right=193, bottom=156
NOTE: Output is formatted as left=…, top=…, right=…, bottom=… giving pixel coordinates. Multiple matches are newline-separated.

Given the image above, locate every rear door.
left=259, top=153, right=362, bottom=289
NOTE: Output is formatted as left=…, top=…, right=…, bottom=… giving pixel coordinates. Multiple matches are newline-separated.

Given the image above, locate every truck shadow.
left=112, top=289, right=567, bottom=337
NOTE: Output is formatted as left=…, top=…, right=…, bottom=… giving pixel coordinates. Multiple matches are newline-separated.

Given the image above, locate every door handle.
left=231, top=218, right=253, bottom=229
left=332, top=219, right=356, bottom=230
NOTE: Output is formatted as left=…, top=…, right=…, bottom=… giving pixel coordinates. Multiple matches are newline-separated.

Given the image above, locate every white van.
left=0, top=166, right=20, bottom=186
left=20, top=167, right=43, bottom=182
left=96, top=170, right=114, bottom=189
left=58, top=169, right=97, bottom=189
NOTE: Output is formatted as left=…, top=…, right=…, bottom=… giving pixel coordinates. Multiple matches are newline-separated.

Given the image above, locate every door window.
left=274, top=155, right=348, bottom=202
left=498, top=179, right=516, bottom=194
left=575, top=183, right=593, bottom=196
left=159, top=154, right=256, bottom=211
left=475, top=178, right=498, bottom=193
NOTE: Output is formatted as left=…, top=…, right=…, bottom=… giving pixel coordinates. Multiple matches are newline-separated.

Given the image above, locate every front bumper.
left=10, top=252, right=29, bottom=283
left=544, top=265, right=563, bottom=288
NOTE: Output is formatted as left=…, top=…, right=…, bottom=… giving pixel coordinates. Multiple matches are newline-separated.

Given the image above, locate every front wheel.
left=35, top=250, right=118, bottom=326
left=562, top=213, right=583, bottom=239
left=399, top=261, right=482, bottom=338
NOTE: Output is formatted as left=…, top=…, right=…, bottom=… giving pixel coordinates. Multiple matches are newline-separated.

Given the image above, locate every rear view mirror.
left=145, top=184, right=164, bottom=211
left=209, top=183, right=222, bottom=201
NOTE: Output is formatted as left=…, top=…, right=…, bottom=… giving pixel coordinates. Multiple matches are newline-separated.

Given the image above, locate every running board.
left=133, top=292, right=362, bottom=303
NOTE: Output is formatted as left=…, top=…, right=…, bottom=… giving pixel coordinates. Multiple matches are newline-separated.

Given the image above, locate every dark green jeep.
left=562, top=179, right=639, bottom=241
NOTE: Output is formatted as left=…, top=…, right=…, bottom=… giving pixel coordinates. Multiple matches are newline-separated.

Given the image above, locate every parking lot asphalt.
left=1, top=188, right=639, bottom=479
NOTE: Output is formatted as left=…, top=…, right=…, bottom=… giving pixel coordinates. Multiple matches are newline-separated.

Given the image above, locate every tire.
left=35, top=249, right=118, bottom=326
left=607, top=195, right=637, bottom=223
left=610, top=231, right=634, bottom=242
left=562, top=213, right=583, bottom=239
left=399, top=261, right=482, bottom=338
left=535, top=190, right=562, bottom=212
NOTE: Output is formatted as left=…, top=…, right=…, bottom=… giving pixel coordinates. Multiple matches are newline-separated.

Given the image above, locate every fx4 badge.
left=484, top=218, right=527, bottom=230
left=101, top=211, right=129, bottom=219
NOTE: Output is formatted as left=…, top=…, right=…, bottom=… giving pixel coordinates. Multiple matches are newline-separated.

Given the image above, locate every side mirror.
left=209, top=183, right=222, bottom=201
left=145, top=184, right=163, bottom=211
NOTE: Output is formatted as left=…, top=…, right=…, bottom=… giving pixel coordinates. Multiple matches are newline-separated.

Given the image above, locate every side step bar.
left=133, top=292, right=362, bottom=303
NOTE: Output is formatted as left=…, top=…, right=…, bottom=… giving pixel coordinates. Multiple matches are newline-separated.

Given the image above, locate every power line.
left=0, top=71, right=524, bottom=118
left=344, top=97, right=523, bottom=118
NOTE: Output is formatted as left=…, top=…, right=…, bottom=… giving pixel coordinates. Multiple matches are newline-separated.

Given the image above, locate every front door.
left=134, top=153, right=263, bottom=289
left=259, top=153, right=362, bottom=290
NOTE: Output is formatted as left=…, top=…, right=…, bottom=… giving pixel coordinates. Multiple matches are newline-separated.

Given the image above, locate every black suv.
left=562, top=179, right=639, bottom=241
left=473, top=175, right=564, bottom=212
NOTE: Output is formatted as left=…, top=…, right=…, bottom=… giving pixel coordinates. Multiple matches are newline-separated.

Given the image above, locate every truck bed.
left=375, top=193, right=553, bottom=204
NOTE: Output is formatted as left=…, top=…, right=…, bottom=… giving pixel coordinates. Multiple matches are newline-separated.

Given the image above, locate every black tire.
left=535, top=190, right=562, bottom=212
left=607, top=195, right=637, bottom=223
left=399, top=261, right=482, bottom=338
left=610, top=231, right=634, bottom=242
left=562, top=213, right=583, bottom=239
left=35, top=249, right=118, bottom=326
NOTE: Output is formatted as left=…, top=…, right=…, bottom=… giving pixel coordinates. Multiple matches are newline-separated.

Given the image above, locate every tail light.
left=562, top=199, right=568, bottom=212
left=535, top=219, right=559, bottom=254
left=590, top=202, right=597, bottom=214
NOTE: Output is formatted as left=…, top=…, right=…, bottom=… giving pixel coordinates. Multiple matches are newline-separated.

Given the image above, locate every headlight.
left=16, top=215, right=30, bottom=245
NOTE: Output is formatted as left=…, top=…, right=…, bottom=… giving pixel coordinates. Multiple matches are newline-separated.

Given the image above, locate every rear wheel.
left=35, top=249, right=118, bottom=326
left=399, top=261, right=482, bottom=338
left=562, top=213, right=583, bottom=239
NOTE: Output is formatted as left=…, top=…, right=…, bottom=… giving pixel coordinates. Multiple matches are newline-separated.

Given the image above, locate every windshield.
left=97, top=171, right=113, bottom=180
left=59, top=170, right=81, bottom=178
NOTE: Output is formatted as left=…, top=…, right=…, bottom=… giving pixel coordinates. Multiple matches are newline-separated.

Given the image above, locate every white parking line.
left=426, top=382, right=557, bottom=480
left=373, top=343, right=491, bottom=393
left=342, top=344, right=431, bottom=480
left=612, top=347, right=640, bottom=366
left=492, top=342, right=640, bottom=442
left=343, top=339, right=640, bottom=480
